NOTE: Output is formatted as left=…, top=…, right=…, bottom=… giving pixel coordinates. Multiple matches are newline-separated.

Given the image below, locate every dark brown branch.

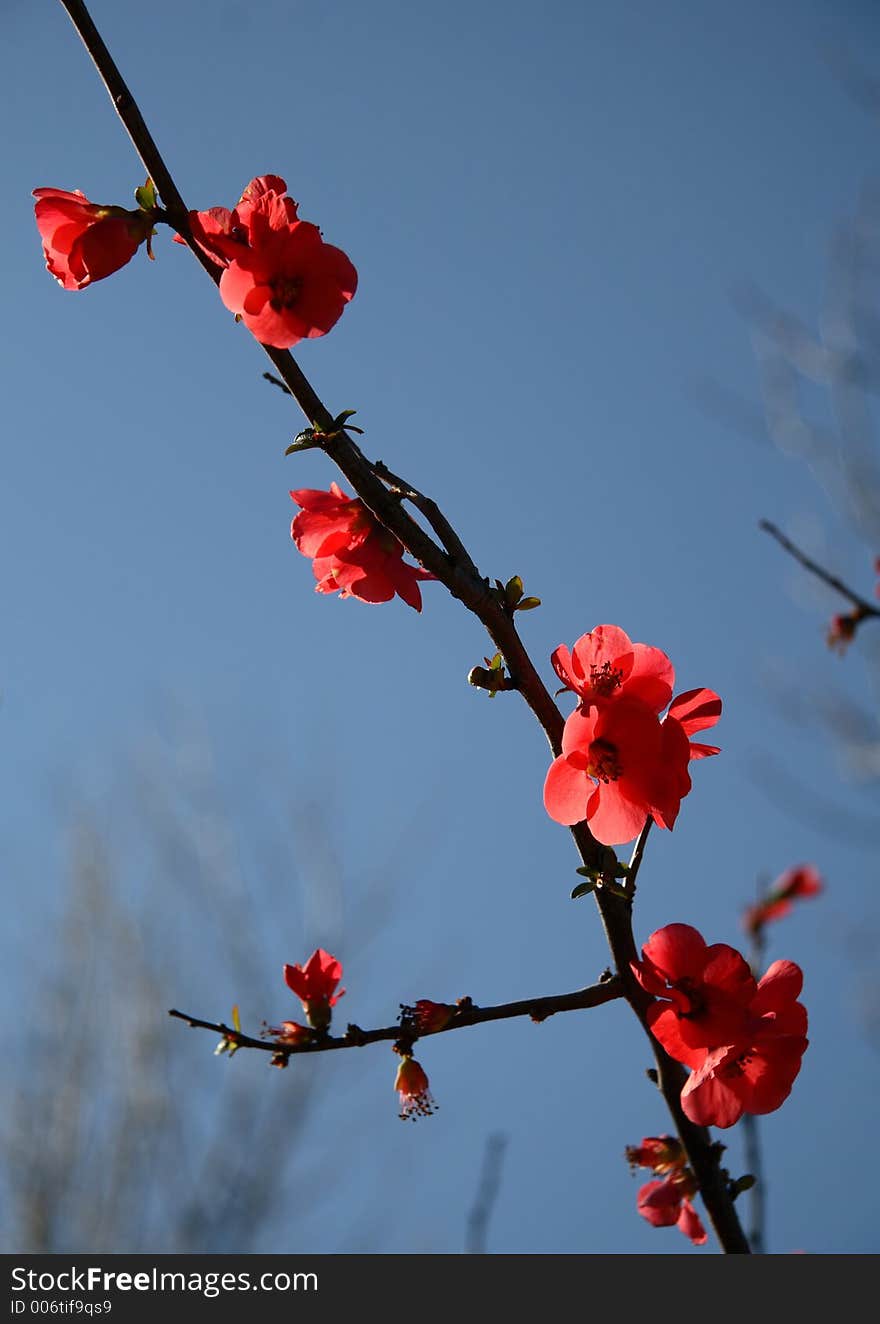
left=372, top=460, right=478, bottom=571
left=57, top=0, right=751, bottom=1254
left=168, top=976, right=624, bottom=1056
left=760, top=519, right=880, bottom=618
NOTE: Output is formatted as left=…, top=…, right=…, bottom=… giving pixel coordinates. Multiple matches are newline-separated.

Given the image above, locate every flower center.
left=589, top=661, right=624, bottom=697
left=587, top=737, right=622, bottom=783
left=270, top=275, right=303, bottom=311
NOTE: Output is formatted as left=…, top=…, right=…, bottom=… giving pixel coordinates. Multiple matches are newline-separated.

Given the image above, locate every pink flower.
left=680, top=960, right=808, bottom=1129
left=394, top=1055, right=436, bottom=1121
left=283, top=948, right=345, bottom=1032
left=743, top=865, right=823, bottom=935
left=637, top=1177, right=707, bottom=1246
left=290, top=484, right=435, bottom=610
left=633, top=923, right=757, bottom=1061
left=33, top=187, right=154, bottom=290
left=186, top=175, right=356, bottom=348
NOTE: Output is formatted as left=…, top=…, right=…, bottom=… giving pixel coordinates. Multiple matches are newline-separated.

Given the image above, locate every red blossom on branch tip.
left=394, top=1056, right=436, bottom=1121
left=184, top=175, right=356, bottom=348
left=33, top=187, right=155, bottom=290
left=827, top=610, right=861, bottom=653
left=743, top=865, right=823, bottom=935
left=283, top=948, right=345, bottom=1032
left=290, top=484, right=436, bottom=610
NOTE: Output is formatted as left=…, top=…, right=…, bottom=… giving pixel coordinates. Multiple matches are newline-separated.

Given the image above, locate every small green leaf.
left=232, top=1005, right=241, bottom=1034
left=135, top=177, right=158, bottom=211
left=516, top=596, right=542, bottom=611
left=504, top=575, right=524, bottom=606
left=614, top=862, right=631, bottom=879
left=570, top=880, right=596, bottom=900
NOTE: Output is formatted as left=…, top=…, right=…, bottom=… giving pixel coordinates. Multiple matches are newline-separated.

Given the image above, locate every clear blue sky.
left=3, top=0, right=879, bottom=1253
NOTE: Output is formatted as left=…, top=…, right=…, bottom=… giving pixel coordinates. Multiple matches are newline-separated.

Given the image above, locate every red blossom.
left=394, top=1055, right=436, bottom=1121
left=637, top=1177, right=707, bottom=1246
left=33, top=187, right=154, bottom=290
left=543, top=697, right=691, bottom=845
left=186, top=175, right=356, bottom=348
left=544, top=627, right=721, bottom=844
left=625, top=1135, right=686, bottom=1175
left=680, top=960, right=809, bottom=1129
left=743, top=865, right=823, bottom=935
left=283, top=948, right=345, bottom=1032
left=552, top=625, right=675, bottom=712
left=633, top=923, right=757, bottom=1061
left=290, top=484, right=435, bottom=610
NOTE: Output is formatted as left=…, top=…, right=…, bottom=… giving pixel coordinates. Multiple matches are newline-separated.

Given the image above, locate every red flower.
left=543, top=697, right=691, bottom=844
left=637, top=1177, right=707, bottom=1246
left=625, top=1135, right=686, bottom=1175
left=283, top=948, right=345, bottom=1032
left=290, top=484, right=435, bottom=610
left=186, top=175, right=356, bottom=348
left=633, top=923, right=757, bottom=1062
left=680, top=960, right=808, bottom=1129
left=33, top=187, right=154, bottom=290
left=743, top=865, right=823, bottom=935
left=552, top=625, right=675, bottom=712
left=552, top=626, right=722, bottom=761
left=394, top=1055, right=436, bottom=1121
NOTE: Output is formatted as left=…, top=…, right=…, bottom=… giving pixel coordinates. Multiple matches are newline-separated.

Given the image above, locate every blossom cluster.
left=634, top=923, right=808, bottom=1128
left=33, top=175, right=357, bottom=350
left=626, top=1135, right=707, bottom=1246
left=543, top=626, right=721, bottom=845
left=742, top=864, right=822, bottom=937
left=290, top=483, right=435, bottom=609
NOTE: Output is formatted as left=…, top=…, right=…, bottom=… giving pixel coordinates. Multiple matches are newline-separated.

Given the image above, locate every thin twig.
left=760, top=519, right=880, bottom=617
left=168, top=977, right=624, bottom=1056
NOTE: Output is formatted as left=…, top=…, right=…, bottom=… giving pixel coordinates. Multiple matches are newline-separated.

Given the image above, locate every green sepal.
left=516, top=596, right=542, bottom=611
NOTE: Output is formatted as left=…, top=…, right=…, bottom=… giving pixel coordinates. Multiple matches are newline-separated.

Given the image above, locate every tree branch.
left=168, top=976, right=624, bottom=1056
left=56, top=0, right=751, bottom=1253
left=760, top=519, right=880, bottom=618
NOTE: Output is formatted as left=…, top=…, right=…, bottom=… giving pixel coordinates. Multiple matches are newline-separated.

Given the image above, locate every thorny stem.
left=57, top=0, right=750, bottom=1253
left=168, top=976, right=624, bottom=1055
left=760, top=519, right=880, bottom=619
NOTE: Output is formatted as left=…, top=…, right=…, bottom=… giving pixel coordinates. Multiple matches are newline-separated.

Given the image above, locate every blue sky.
left=3, top=0, right=879, bottom=1253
